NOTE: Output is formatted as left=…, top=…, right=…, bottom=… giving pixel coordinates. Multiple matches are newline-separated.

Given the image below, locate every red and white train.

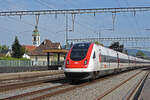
left=63, top=42, right=150, bottom=80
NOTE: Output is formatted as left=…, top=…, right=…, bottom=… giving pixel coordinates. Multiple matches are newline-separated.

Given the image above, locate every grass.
left=0, top=56, right=30, bottom=60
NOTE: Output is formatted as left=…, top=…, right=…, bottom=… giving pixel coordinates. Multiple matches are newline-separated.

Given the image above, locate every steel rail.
left=30, top=70, right=139, bottom=100
left=126, top=72, right=149, bottom=100
left=0, top=71, right=129, bottom=100
left=0, top=70, right=141, bottom=100
left=30, top=81, right=92, bottom=100
left=94, top=71, right=142, bottom=100
left=0, top=7, right=150, bottom=16
left=2, top=83, right=69, bottom=100
left=0, top=75, right=65, bottom=92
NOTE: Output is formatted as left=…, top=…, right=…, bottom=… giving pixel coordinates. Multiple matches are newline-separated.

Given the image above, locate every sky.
left=0, top=0, right=150, bottom=50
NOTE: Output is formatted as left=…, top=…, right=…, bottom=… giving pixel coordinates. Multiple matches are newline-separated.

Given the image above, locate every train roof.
left=72, top=42, right=150, bottom=62
left=94, top=42, right=150, bottom=62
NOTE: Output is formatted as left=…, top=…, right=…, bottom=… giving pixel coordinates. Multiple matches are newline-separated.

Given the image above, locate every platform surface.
left=0, top=70, right=63, bottom=81
left=139, top=73, right=150, bottom=100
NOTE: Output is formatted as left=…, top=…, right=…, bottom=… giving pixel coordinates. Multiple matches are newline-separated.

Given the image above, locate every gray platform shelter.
left=43, top=49, right=68, bottom=69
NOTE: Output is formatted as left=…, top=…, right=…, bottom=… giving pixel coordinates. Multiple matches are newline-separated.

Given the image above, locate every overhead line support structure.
left=68, top=37, right=150, bottom=42
left=125, top=47, right=150, bottom=49
left=1, top=7, right=150, bottom=48
left=0, top=7, right=150, bottom=16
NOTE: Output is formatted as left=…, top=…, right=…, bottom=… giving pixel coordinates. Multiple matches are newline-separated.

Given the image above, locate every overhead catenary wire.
left=0, top=1, right=150, bottom=49
left=36, top=0, right=53, bottom=9
left=63, top=0, right=100, bottom=32
left=0, top=1, right=60, bottom=35
left=122, top=0, right=146, bottom=49
left=114, top=0, right=142, bottom=49
left=0, top=10, right=58, bottom=42
left=35, top=0, right=97, bottom=32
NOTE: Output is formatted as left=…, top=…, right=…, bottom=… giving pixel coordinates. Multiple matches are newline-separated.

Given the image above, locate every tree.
left=136, top=51, right=145, bottom=58
left=124, top=49, right=128, bottom=55
left=0, top=45, right=9, bottom=51
left=109, top=42, right=124, bottom=52
left=12, top=36, right=25, bottom=58
left=94, top=41, right=104, bottom=46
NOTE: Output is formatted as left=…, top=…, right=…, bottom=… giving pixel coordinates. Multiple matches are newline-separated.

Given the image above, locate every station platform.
left=139, top=72, right=150, bottom=100
left=0, top=70, right=64, bottom=81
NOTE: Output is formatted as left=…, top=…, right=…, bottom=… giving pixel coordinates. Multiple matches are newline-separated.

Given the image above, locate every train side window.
left=101, top=55, right=107, bottom=62
left=93, top=52, right=96, bottom=59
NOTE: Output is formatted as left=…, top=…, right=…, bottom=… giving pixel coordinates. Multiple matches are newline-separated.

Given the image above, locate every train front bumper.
left=64, top=72, right=93, bottom=80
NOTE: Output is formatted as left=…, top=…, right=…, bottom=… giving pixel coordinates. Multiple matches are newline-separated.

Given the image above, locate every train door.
left=93, top=51, right=97, bottom=70
left=98, top=49, right=103, bottom=69
left=128, top=56, right=130, bottom=67
left=107, top=50, right=110, bottom=68
left=134, top=58, right=136, bottom=66
left=117, top=53, right=120, bottom=68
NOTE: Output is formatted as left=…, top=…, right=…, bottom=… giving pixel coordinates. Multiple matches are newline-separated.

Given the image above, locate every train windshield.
left=70, top=43, right=91, bottom=61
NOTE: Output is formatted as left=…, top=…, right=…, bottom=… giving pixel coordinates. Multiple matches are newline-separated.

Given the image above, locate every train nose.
left=65, top=60, right=88, bottom=68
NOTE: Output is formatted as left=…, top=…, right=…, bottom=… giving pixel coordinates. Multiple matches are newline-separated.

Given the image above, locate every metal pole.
left=99, top=31, right=101, bottom=43
left=47, top=52, right=50, bottom=67
left=58, top=53, right=60, bottom=65
left=66, top=14, right=68, bottom=49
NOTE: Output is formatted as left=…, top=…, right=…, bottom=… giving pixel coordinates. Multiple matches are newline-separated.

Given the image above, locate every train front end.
left=63, top=43, right=94, bottom=80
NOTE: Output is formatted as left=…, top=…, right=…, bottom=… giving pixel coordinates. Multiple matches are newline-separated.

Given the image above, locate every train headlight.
left=84, top=59, right=88, bottom=65
left=66, top=60, right=69, bottom=65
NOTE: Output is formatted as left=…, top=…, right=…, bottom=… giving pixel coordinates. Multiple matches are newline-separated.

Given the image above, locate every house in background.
left=0, top=50, right=11, bottom=57
left=22, top=45, right=36, bottom=59
left=23, top=45, right=37, bottom=52
left=28, top=39, right=64, bottom=65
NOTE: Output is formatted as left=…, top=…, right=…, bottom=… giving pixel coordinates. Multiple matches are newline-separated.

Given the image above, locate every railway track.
left=0, top=69, right=147, bottom=100
left=0, top=74, right=65, bottom=92
left=1, top=73, right=112, bottom=100
left=0, top=69, right=141, bottom=100
left=125, top=71, right=149, bottom=100
left=0, top=71, right=64, bottom=88
left=95, top=70, right=149, bottom=100
left=2, top=83, right=70, bottom=100
left=30, top=70, right=146, bottom=100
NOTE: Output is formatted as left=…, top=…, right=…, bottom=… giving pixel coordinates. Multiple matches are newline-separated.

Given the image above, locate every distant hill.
left=126, top=49, right=150, bottom=57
